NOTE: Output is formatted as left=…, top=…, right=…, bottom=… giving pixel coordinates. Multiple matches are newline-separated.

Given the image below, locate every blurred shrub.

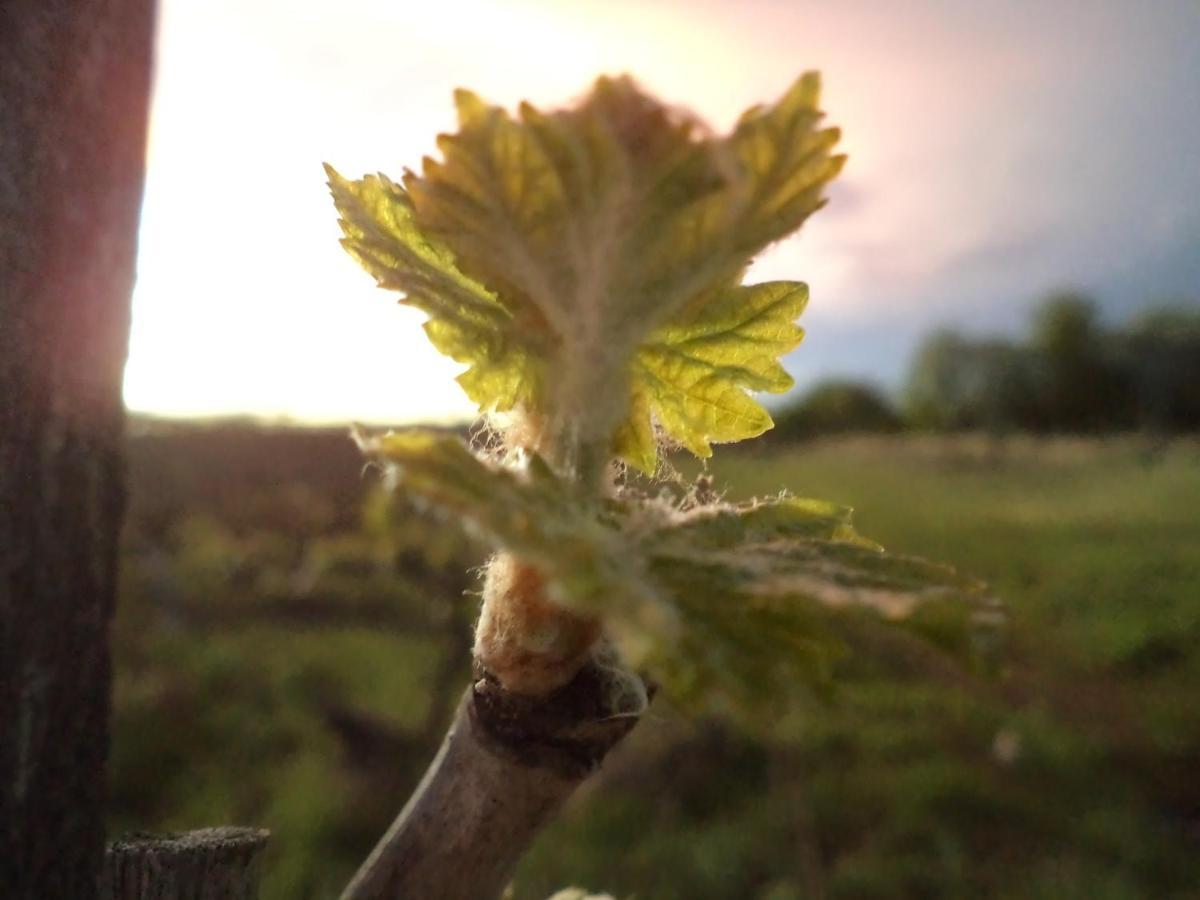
left=904, top=333, right=1040, bottom=433
left=112, top=432, right=485, bottom=900
left=771, top=379, right=901, bottom=441
left=1116, top=308, right=1200, bottom=433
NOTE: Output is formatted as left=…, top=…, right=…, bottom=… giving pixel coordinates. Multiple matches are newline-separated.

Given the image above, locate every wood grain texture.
left=101, top=828, right=270, bottom=900
left=0, top=1, right=155, bottom=897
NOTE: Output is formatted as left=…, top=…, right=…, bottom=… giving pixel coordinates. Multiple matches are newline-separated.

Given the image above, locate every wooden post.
left=101, top=828, right=270, bottom=900
left=0, top=1, right=156, bottom=897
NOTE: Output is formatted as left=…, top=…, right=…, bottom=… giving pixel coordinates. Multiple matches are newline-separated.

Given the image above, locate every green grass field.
left=514, top=436, right=1200, bottom=899
left=723, top=436, right=1200, bottom=681
left=110, top=430, right=1200, bottom=899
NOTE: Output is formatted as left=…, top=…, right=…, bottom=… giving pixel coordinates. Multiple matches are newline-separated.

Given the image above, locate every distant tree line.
left=772, top=293, right=1200, bottom=439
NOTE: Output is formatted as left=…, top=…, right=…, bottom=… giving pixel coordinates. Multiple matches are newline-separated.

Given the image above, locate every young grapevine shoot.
left=327, top=74, right=995, bottom=713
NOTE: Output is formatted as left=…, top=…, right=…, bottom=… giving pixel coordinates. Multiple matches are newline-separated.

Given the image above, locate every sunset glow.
left=123, top=0, right=1200, bottom=424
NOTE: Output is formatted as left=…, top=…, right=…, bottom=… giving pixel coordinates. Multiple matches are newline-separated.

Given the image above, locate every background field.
left=111, top=423, right=1200, bottom=899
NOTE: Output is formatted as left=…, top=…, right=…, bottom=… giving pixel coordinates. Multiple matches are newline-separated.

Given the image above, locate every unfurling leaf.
left=620, top=280, right=808, bottom=467
left=359, top=429, right=992, bottom=710
left=325, top=167, right=542, bottom=413
left=353, top=429, right=671, bottom=631
left=329, top=73, right=842, bottom=474
left=334, top=75, right=998, bottom=713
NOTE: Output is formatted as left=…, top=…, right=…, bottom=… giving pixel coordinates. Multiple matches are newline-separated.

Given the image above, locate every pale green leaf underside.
left=620, top=280, right=808, bottom=465
left=362, top=430, right=991, bottom=704
left=326, top=165, right=541, bottom=413
left=329, top=73, right=843, bottom=472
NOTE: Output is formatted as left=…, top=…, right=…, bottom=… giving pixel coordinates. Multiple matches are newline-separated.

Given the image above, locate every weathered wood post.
left=1, top=1, right=155, bottom=896
left=102, top=828, right=270, bottom=900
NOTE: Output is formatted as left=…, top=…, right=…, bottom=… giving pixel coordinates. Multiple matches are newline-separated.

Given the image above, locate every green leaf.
left=359, top=430, right=993, bottom=710
left=630, top=73, right=843, bottom=316
left=355, top=429, right=671, bottom=629
left=726, top=71, right=846, bottom=252
left=634, top=495, right=985, bottom=707
left=325, top=164, right=542, bottom=413
left=649, top=495, right=878, bottom=549
left=329, top=73, right=842, bottom=472
left=620, top=280, right=808, bottom=466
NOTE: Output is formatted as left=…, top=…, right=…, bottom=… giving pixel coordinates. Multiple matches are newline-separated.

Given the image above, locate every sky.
left=122, top=0, right=1200, bottom=424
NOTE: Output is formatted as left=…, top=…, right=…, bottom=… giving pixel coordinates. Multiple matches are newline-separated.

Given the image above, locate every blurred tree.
left=904, top=330, right=972, bottom=430
left=904, top=332, right=1039, bottom=433
left=772, top=379, right=901, bottom=440
left=0, top=2, right=155, bottom=897
left=902, top=292, right=1200, bottom=435
left=1029, top=292, right=1123, bottom=432
left=1116, top=307, right=1200, bottom=433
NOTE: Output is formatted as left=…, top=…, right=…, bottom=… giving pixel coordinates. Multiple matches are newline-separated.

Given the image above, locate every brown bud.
left=474, top=553, right=602, bottom=696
